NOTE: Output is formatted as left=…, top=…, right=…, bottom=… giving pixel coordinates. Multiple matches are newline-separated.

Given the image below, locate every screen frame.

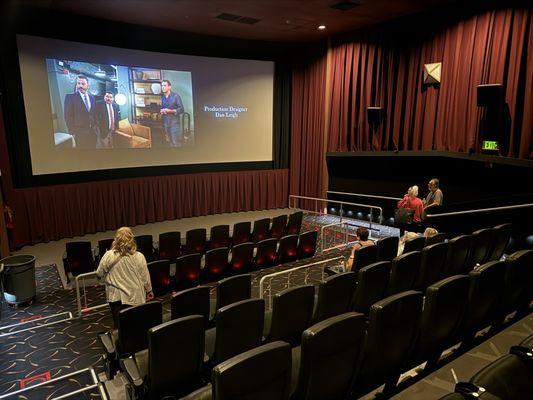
left=0, top=6, right=292, bottom=188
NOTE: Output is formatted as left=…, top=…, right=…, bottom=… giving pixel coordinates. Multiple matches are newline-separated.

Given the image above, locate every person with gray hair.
left=397, top=185, right=424, bottom=223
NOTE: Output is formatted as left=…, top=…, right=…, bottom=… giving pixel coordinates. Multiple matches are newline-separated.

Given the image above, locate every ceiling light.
left=318, top=25, right=326, bottom=30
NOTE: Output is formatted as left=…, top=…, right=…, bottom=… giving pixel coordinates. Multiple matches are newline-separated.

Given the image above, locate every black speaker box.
left=477, top=84, right=504, bottom=107
left=367, top=106, right=384, bottom=123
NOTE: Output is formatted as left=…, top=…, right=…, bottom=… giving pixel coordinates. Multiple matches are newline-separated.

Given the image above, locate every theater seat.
left=487, top=223, right=512, bottom=261
left=425, top=232, right=446, bottom=247
left=387, top=251, right=421, bottom=295
left=403, top=236, right=425, bottom=253
left=135, top=235, right=156, bottom=262
left=232, top=221, right=251, bottom=245
left=171, top=286, right=210, bottom=327
left=312, top=272, right=357, bottom=324
left=352, top=244, right=378, bottom=271
left=204, top=247, right=229, bottom=282
left=64, top=241, right=97, bottom=279
left=291, top=312, right=366, bottom=400
left=354, top=291, right=423, bottom=396
left=97, top=238, right=114, bottom=261
left=211, top=274, right=251, bottom=321
left=278, top=234, right=299, bottom=264
left=175, top=253, right=202, bottom=289
left=205, top=299, right=265, bottom=366
left=469, top=228, right=496, bottom=268
left=264, top=285, right=315, bottom=346
left=183, top=228, right=207, bottom=255
left=377, top=236, right=399, bottom=262
left=255, top=238, right=279, bottom=269
left=469, top=353, right=533, bottom=400
left=158, top=231, right=181, bottom=261
left=252, top=218, right=272, bottom=243
left=415, top=242, right=448, bottom=291
left=99, top=301, right=162, bottom=379
left=352, top=261, right=391, bottom=315
left=297, top=231, right=318, bottom=260
left=462, top=261, right=506, bottom=340
left=413, top=275, right=470, bottom=367
left=519, top=333, right=533, bottom=348
left=443, top=235, right=473, bottom=277
left=271, top=214, right=288, bottom=239
left=147, top=260, right=171, bottom=296
left=228, top=242, right=254, bottom=274
left=209, top=225, right=230, bottom=250
left=122, top=315, right=205, bottom=399
left=287, top=211, right=303, bottom=235
left=498, top=250, right=533, bottom=321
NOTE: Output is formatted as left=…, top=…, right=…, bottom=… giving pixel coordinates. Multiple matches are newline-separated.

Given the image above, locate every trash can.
left=1, top=255, right=36, bottom=305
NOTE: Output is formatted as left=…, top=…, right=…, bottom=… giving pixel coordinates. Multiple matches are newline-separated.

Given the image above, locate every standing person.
left=424, top=178, right=444, bottom=210
left=397, top=186, right=425, bottom=224
left=64, top=75, right=97, bottom=148
left=95, top=91, right=120, bottom=148
left=160, top=80, right=184, bottom=147
left=96, top=227, right=154, bottom=328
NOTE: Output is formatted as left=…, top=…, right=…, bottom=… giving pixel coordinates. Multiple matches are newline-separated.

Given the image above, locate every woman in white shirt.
left=97, top=227, right=154, bottom=328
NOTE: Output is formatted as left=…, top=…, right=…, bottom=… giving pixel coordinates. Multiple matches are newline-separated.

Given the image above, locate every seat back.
left=213, top=299, right=265, bottom=364
left=313, top=272, right=357, bottom=323
left=65, top=241, right=95, bottom=276
left=287, top=211, right=303, bottom=235
left=377, top=236, right=399, bottom=262
left=416, top=242, right=448, bottom=291
left=175, top=253, right=202, bottom=289
left=171, top=286, right=210, bottom=326
left=424, top=232, right=446, bottom=247
left=297, top=230, right=318, bottom=260
left=98, top=238, right=114, bottom=259
left=255, top=238, right=279, bottom=269
left=271, top=214, right=288, bottom=239
left=443, top=235, right=473, bottom=277
left=352, top=261, right=391, bottom=315
left=232, top=221, right=251, bottom=245
left=268, top=285, right=315, bottom=346
left=183, top=228, right=207, bottom=255
left=403, top=236, right=426, bottom=253
left=387, top=251, right=421, bottom=295
left=148, top=316, right=205, bottom=399
left=204, top=247, right=229, bottom=282
left=228, top=242, right=254, bottom=274
left=147, top=260, right=171, bottom=296
left=278, top=234, right=299, bottom=264
left=469, top=354, right=533, bottom=399
left=216, top=274, right=252, bottom=312
left=469, top=228, right=496, bottom=267
left=293, top=313, right=366, bottom=400
left=416, top=275, right=470, bottom=361
left=212, top=342, right=292, bottom=400
left=135, top=235, right=155, bottom=261
left=252, top=218, right=272, bottom=243
left=210, top=225, right=230, bottom=250
left=487, top=223, right=512, bottom=261
left=463, top=261, right=506, bottom=335
left=117, top=301, right=162, bottom=357
left=158, top=231, right=181, bottom=261
left=500, top=250, right=533, bottom=317
left=352, top=244, right=378, bottom=270
left=357, top=291, right=423, bottom=392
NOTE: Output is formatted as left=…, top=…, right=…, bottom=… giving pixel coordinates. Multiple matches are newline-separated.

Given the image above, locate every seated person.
left=423, top=227, right=438, bottom=238
left=397, top=185, right=424, bottom=224
left=345, top=227, right=375, bottom=271
left=397, top=231, right=421, bottom=256
left=423, top=178, right=444, bottom=216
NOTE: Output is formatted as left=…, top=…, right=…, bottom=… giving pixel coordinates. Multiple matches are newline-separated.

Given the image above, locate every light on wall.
left=115, top=93, right=127, bottom=106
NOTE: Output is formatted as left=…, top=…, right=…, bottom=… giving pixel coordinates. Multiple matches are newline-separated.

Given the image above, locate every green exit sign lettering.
left=482, top=140, right=499, bottom=151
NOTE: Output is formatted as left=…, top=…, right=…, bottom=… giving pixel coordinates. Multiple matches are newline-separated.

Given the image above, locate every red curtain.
left=290, top=53, right=328, bottom=210
left=327, top=7, right=532, bottom=158
left=8, top=169, right=288, bottom=247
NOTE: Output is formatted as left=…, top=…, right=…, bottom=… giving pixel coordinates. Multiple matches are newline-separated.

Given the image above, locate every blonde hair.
left=402, top=231, right=420, bottom=243
left=408, top=185, right=419, bottom=197
left=424, top=227, right=438, bottom=238
left=111, top=227, right=137, bottom=256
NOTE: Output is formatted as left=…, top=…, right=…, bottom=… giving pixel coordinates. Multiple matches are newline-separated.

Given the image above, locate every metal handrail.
left=75, top=271, right=107, bottom=317
left=425, top=203, right=533, bottom=218
left=320, top=222, right=350, bottom=253
left=259, top=256, right=346, bottom=309
left=288, top=194, right=383, bottom=232
left=327, top=190, right=402, bottom=201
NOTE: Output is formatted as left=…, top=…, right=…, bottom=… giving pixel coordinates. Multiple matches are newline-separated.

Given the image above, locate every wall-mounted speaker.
left=477, top=84, right=504, bottom=107
left=367, top=106, right=384, bottom=124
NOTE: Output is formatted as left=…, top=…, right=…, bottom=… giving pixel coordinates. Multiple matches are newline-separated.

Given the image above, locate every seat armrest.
left=121, top=357, right=144, bottom=387
left=99, top=331, right=116, bottom=355
left=179, top=384, right=212, bottom=400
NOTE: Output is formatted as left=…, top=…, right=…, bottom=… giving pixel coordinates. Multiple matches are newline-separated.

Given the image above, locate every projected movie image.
left=47, top=59, right=194, bottom=149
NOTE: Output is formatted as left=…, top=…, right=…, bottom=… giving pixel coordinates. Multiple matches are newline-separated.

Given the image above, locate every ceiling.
left=19, top=0, right=457, bottom=42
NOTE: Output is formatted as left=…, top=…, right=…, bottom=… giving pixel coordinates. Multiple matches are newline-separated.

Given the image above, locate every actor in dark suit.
left=95, top=92, right=120, bottom=148
left=64, top=75, right=97, bottom=148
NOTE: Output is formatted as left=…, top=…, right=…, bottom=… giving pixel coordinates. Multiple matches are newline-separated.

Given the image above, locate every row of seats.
left=440, top=333, right=533, bottom=400
left=100, top=249, right=532, bottom=399
left=146, top=231, right=318, bottom=293
left=63, top=211, right=304, bottom=279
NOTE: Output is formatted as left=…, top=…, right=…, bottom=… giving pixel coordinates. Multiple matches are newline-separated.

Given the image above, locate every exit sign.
left=482, top=140, right=499, bottom=151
